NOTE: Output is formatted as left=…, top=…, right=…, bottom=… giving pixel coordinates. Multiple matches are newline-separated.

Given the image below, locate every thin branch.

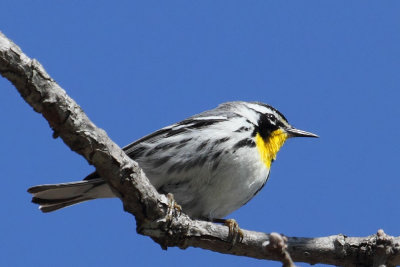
left=1, top=31, right=400, bottom=266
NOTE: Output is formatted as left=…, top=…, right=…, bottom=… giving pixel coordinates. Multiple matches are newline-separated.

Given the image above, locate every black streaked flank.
left=234, top=126, right=250, bottom=133
left=184, top=155, right=209, bottom=171
left=180, top=137, right=193, bottom=144
left=197, top=155, right=208, bottom=167
left=154, top=156, right=170, bottom=166
left=212, top=151, right=222, bottom=161
left=168, top=155, right=210, bottom=174
left=167, top=161, right=185, bottom=174
left=233, top=138, right=256, bottom=151
left=215, top=137, right=230, bottom=144
left=183, top=159, right=197, bottom=172
left=210, top=137, right=230, bottom=151
left=212, top=159, right=221, bottom=171
left=211, top=153, right=223, bottom=171
left=176, top=138, right=193, bottom=149
left=196, top=140, right=209, bottom=152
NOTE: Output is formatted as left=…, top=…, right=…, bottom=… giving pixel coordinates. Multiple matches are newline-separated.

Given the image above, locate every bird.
left=28, top=101, right=318, bottom=222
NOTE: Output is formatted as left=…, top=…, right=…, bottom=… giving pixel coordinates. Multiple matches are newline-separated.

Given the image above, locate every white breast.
left=134, top=117, right=270, bottom=219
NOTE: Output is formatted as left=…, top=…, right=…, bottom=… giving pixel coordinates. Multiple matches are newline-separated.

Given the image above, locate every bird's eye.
left=267, top=114, right=277, bottom=123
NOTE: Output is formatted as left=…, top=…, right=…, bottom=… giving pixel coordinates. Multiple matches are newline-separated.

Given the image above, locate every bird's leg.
left=213, top=218, right=244, bottom=246
left=166, top=193, right=182, bottom=224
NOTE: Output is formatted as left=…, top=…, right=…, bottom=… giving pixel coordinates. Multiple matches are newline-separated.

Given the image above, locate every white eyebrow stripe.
left=245, top=103, right=271, bottom=114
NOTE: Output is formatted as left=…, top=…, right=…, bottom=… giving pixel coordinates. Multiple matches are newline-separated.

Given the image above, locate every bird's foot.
left=213, top=218, right=244, bottom=246
left=166, top=193, right=182, bottom=224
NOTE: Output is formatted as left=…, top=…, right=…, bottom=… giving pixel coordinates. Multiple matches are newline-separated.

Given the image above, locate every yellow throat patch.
left=255, top=129, right=288, bottom=168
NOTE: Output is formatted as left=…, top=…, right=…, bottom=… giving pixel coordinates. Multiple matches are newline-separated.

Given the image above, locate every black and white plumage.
left=28, top=101, right=317, bottom=219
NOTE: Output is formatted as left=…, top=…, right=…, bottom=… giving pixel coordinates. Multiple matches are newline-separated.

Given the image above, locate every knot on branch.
left=136, top=193, right=190, bottom=250
left=335, top=229, right=400, bottom=266
left=263, top=232, right=295, bottom=267
left=372, top=229, right=398, bottom=267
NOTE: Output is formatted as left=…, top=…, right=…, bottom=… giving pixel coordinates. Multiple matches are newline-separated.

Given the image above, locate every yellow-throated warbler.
left=28, top=101, right=318, bottom=220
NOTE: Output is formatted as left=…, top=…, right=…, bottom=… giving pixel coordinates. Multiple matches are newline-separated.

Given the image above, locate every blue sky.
left=1, top=1, right=400, bottom=266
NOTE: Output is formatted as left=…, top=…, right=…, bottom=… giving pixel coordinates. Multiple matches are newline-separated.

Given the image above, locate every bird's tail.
left=27, top=178, right=115, bottom=213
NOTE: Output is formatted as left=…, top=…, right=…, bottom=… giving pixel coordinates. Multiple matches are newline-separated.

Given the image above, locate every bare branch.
left=1, top=31, right=400, bottom=266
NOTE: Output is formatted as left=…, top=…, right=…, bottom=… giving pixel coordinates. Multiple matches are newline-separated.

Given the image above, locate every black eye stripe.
left=248, top=107, right=279, bottom=124
left=255, top=113, right=280, bottom=140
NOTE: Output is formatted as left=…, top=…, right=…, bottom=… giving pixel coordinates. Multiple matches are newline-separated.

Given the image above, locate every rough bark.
left=1, top=31, right=399, bottom=267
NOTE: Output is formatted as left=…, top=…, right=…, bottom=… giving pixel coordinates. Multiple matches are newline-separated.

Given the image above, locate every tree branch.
left=1, top=31, right=400, bottom=266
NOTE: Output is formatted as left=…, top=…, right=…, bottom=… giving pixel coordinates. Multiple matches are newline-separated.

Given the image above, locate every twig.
left=264, top=233, right=296, bottom=267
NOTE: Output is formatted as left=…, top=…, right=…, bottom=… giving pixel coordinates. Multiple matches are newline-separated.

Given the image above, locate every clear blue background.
left=1, top=1, right=400, bottom=266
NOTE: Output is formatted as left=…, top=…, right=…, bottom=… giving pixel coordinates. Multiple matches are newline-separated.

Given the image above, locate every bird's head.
left=239, top=102, right=318, bottom=168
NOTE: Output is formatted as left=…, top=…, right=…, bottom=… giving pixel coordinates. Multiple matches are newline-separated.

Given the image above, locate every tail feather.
left=28, top=178, right=115, bottom=212
left=32, top=195, right=81, bottom=205
left=39, top=198, right=93, bottom=213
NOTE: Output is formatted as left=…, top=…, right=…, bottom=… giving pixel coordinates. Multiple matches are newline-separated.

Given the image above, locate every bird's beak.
left=285, top=127, right=319, bottom=138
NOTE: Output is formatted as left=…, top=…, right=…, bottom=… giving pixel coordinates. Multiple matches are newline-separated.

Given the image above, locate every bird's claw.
left=224, top=218, right=244, bottom=246
left=213, top=218, right=244, bottom=246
